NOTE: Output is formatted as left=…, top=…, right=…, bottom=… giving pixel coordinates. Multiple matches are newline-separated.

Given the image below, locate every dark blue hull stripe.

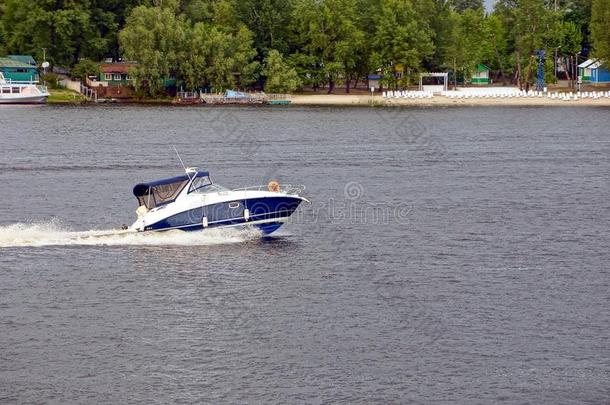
left=145, top=209, right=292, bottom=231
left=143, top=219, right=286, bottom=235
left=144, top=196, right=302, bottom=235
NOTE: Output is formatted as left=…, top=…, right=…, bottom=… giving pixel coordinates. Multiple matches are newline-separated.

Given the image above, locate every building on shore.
left=85, top=62, right=137, bottom=99
left=0, top=55, right=39, bottom=83
left=578, top=59, right=610, bottom=84
left=367, top=74, right=382, bottom=90
left=98, top=62, right=136, bottom=86
left=85, top=60, right=178, bottom=99
left=471, top=64, right=491, bottom=85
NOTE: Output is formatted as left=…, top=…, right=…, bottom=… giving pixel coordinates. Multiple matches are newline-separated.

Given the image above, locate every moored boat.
left=0, top=72, right=49, bottom=104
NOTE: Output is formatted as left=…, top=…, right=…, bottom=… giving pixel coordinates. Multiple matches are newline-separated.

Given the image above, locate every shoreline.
left=45, top=92, right=610, bottom=107
left=290, top=94, right=610, bottom=107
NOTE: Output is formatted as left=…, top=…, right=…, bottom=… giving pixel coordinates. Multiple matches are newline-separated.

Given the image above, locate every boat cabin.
left=133, top=171, right=212, bottom=209
left=0, top=56, right=39, bottom=83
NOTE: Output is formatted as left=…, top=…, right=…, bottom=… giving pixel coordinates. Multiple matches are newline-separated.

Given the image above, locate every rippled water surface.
left=0, top=104, right=608, bottom=403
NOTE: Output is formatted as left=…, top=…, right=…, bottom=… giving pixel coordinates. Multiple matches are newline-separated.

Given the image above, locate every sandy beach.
left=291, top=93, right=610, bottom=106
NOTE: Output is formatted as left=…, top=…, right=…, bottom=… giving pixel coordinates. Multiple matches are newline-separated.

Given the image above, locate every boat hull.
left=141, top=196, right=303, bottom=235
left=0, top=95, right=48, bottom=104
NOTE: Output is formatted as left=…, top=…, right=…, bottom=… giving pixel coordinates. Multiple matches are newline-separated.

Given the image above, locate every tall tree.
left=426, top=0, right=454, bottom=71
left=590, top=0, right=610, bottom=60
left=0, top=0, right=140, bottom=66
left=451, top=0, right=484, bottom=12
left=291, top=0, right=365, bottom=93
left=481, top=13, right=511, bottom=84
left=372, top=0, right=435, bottom=88
left=0, top=1, right=6, bottom=54
left=443, top=8, right=486, bottom=86
left=201, top=25, right=259, bottom=90
left=263, top=49, right=301, bottom=92
left=495, top=0, right=560, bottom=87
left=119, top=5, right=189, bottom=95
left=180, top=0, right=214, bottom=23
left=232, top=0, right=295, bottom=55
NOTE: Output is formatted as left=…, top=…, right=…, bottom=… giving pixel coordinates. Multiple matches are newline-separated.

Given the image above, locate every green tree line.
left=0, top=0, right=607, bottom=94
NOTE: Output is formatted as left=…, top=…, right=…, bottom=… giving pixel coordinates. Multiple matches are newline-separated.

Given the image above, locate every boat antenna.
left=173, top=145, right=192, bottom=179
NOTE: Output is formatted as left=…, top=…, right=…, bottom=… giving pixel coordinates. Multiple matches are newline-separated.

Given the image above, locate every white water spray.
left=0, top=220, right=262, bottom=248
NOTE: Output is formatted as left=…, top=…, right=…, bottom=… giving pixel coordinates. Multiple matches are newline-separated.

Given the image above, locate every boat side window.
left=137, top=193, right=154, bottom=209
left=189, top=175, right=212, bottom=193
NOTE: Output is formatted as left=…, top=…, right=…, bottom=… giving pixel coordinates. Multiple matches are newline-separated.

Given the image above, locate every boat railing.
left=177, top=91, right=199, bottom=99
left=232, top=184, right=306, bottom=195
left=80, top=83, right=97, bottom=102
left=0, top=78, right=39, bottom=85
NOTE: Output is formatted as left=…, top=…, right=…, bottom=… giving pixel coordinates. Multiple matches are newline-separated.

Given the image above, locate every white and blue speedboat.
left=130, top=168, right=307, bottom=235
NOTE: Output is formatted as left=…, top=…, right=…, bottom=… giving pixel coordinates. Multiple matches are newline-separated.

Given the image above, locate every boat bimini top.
left=133, top=169, right=212, bottom=210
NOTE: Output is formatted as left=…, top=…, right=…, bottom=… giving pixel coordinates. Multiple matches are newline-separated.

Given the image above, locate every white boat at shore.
left=0, top=72, right=49, bottom=104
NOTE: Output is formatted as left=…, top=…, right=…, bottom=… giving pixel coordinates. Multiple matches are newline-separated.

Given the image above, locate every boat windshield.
left=189, top=176, right=228, bottom=194
left=188, top=175, right=212, bottom=193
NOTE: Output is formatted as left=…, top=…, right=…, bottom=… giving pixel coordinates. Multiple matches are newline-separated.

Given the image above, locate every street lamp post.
left=554, top=46, right=561, bottom=83
left=574, top=52, right=581, bottom=91
left=41, top=48, right=48, bottom=75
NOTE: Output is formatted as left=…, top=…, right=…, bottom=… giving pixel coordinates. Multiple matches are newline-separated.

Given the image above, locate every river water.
left=0, top=104, right=608, bottom=403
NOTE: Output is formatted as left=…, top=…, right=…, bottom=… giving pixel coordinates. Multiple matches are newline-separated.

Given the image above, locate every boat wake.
left=0, top=221, right=263, bottom=248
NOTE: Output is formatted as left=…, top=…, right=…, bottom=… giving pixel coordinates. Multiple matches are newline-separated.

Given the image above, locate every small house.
left=0, top=56, right=39, bottom=83
left=578, top=59, right=596, bottom=81
left=367, top=74, right=382, bottom=90
left=93, top=62, right=176, bottom=88
left=578, top=59, right=610, bottom=84
left=471, top=64, right=490, bottom=85
left=86, top=60, right=178, bottom=99
left=98, top=62, right=136, bottom=85
left=84, top=62, right=138, bottom=99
